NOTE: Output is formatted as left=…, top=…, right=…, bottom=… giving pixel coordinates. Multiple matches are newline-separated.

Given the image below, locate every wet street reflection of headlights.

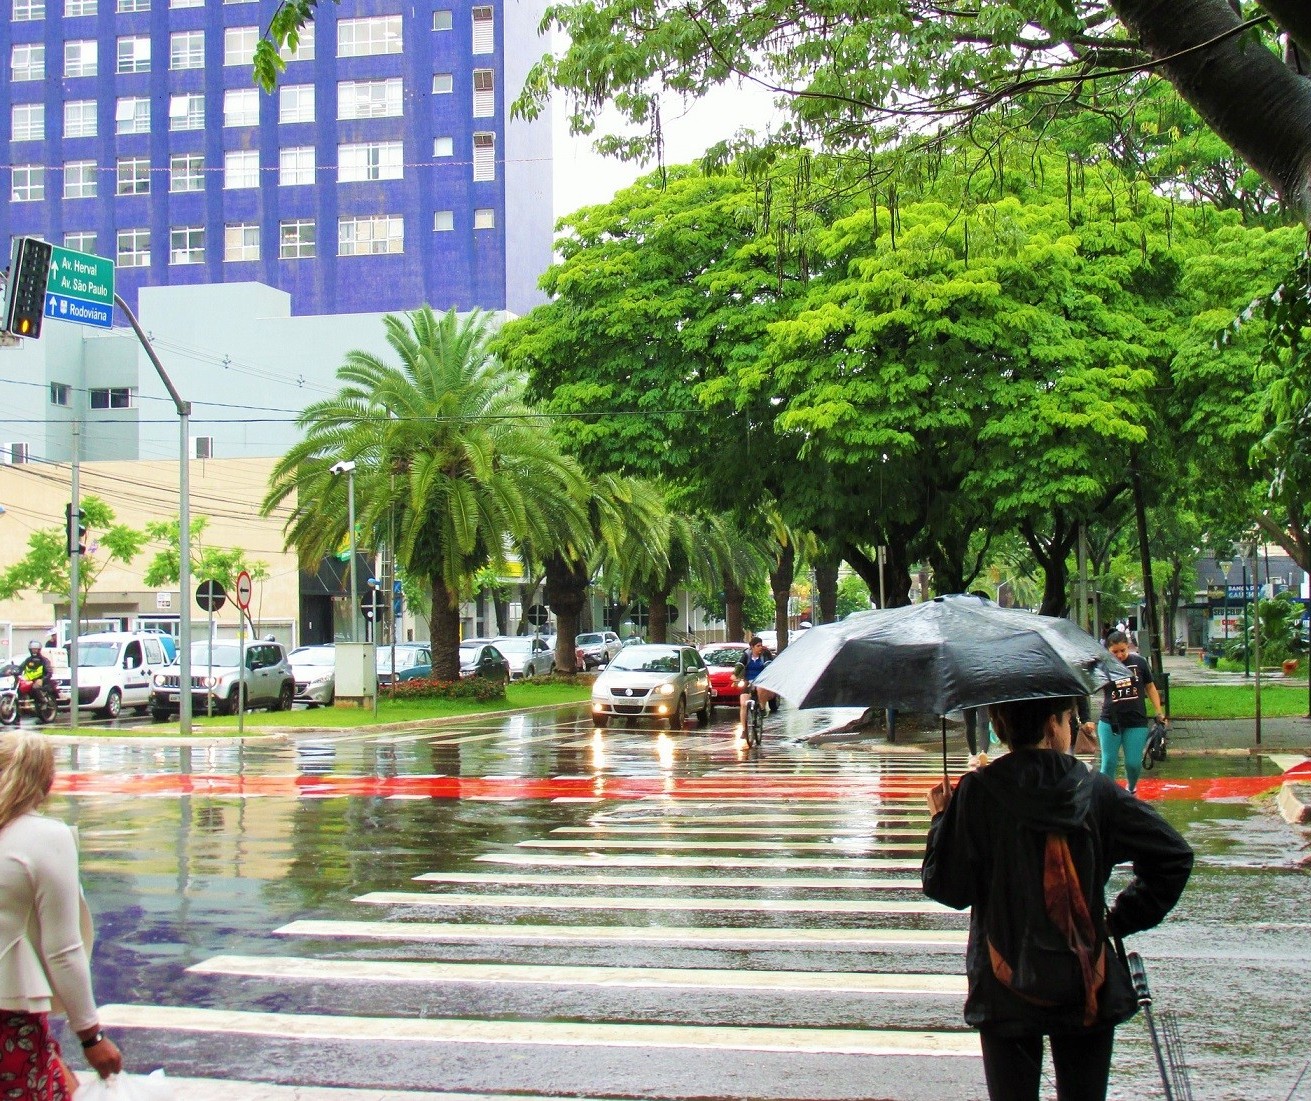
left=655, top=732, right=675, bottom=771
left=590, top=729, right=606, bottom=771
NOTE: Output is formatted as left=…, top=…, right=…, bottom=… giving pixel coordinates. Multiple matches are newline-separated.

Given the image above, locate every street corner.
left=1276, top=779, right=1311, bottom=826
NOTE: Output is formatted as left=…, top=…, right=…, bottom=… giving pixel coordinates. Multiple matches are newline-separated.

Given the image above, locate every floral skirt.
left=0, top=1012, right=73, bottom=1101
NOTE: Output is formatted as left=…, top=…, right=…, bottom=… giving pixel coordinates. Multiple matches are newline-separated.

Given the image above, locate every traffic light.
left=65, top=502, right=86, bottom=555
left=393, top=579, right=404, bottom=617
left=3, top=237, right=53, bottom=339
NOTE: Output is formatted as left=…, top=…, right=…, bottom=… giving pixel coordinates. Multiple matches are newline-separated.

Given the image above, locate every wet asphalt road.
left=44, top=705, right=1311, bottom=1101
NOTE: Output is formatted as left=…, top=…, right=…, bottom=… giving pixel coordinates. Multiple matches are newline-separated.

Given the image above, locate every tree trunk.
left=814, top=558, right=839, bottom=624
left=544, top=553, right=589, bottom=673
left=1021, top=514, right=1079, bottom=619
left=723, top=572, right=745, bottom=642
left=491, top=588, right=509, bottom=636
left=428, top=581, right=463, bottom=680
left=1132, top=467, right=1164, bottom=680
left=1113, top=0, right=1311, bottom=217
left=648, top=587, right=672, bottom=642
left=770, top=543, right=794, bottom=649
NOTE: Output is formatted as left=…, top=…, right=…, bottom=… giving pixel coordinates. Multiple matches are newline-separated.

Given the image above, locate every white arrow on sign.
left=235, top=570, right=253, bottom=610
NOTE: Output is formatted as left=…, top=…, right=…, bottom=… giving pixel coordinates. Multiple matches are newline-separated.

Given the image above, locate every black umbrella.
left=754, top=594, right=1128, bottom=775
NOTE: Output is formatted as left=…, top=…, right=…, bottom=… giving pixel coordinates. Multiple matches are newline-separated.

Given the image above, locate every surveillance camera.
left=329, top=460, right=356, bottom=475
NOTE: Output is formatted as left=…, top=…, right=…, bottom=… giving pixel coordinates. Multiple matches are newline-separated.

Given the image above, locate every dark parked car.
left=459, top=642, right=510, bottom=681
left=376, top=645, right=432, bottom=684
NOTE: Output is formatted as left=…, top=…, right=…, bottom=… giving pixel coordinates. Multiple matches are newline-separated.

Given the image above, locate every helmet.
left=27, top=640, right=41, bottom=654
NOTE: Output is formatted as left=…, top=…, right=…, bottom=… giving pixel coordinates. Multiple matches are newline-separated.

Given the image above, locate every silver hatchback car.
left=590, top=643, right=711, bottom=729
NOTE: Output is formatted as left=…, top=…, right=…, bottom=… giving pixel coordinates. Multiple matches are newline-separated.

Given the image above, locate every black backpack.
left=1142, top=721, right=1169, bottom=769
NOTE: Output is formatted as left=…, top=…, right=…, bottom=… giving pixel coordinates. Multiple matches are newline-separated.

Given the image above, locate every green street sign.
left=46, top=244, right=114, bottom=307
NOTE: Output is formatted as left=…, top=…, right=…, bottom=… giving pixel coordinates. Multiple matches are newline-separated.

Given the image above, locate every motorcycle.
left=0, top=667, right=57, bottom=725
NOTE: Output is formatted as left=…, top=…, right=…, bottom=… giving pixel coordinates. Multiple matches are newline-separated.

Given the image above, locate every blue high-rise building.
left=1, top=0, right=553, bottom=317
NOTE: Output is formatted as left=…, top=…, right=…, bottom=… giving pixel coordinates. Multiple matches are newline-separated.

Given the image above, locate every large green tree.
left=263, top=307, right=590, bottom=679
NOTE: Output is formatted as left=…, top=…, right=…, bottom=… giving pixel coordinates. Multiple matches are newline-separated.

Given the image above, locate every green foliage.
left=1225, top=591, right=1308, bottom=666
left=386, top=676, right=506, bottom=702
left=835, top=574, right=872, bottom=619
left=140, top=515, right=270, bottom=628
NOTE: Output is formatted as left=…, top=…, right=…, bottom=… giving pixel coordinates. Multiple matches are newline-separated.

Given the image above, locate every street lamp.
left=331, top=460, right=358, bottom=643
left=1216, top=557, right=1232, bottom=643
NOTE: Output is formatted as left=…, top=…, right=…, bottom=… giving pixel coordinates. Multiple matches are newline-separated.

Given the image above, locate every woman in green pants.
left=1097, top=630, right=1168, bottom=795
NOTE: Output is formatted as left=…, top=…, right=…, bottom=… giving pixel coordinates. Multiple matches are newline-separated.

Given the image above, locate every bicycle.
left=743, top=687, right=764, bottom=748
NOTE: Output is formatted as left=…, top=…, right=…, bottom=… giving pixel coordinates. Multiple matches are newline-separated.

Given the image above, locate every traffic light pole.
left=68, top=422, right=80, bottom=730
left=114, top=293, right=194, bottom=735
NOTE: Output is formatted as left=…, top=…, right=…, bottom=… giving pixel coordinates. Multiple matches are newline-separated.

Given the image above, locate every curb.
left=1277, top=782, right=1311, bottom=825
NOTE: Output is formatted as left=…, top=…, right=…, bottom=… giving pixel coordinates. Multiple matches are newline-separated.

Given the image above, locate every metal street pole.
left=68, top=420, right=80, bottom=730
left=347, top=469, right=359, bottom=644
left=1242, top=560, right=1250, bottom=679
left=1253, top=542, right=1262, bottom=746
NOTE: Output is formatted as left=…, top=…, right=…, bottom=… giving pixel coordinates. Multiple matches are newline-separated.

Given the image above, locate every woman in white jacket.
left=0, top=730, right=122, bottom=1098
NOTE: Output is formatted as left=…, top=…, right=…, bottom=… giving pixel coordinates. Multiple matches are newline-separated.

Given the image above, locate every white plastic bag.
left=76, top=1070, right=174, bottom=1101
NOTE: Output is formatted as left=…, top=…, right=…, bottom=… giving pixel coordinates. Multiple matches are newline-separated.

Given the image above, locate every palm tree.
left=630, top=503, right=736, bottom=643
left=263, top=307, right=590, bottom=679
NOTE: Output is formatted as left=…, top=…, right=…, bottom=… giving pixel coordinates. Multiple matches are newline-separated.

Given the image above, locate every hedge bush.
left=386, top=676, right=506, bottom=702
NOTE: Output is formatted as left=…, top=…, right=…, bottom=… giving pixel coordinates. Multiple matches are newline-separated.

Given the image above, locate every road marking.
left=516, top=838, right=926, bottom=852
left=105, top=1077, right=633, bottom=1101
left=550, top=825, right=931, bottom=838
left=477, top=853, right=922, bottom=870
left=275, top=919, right=967, bottom=949
left=354, top=891, right=955, bottom=915
left=96, top=1005, right=980, bottom=1057
left=588, top=810, right=932, bottom=824
left=190, top=954, right=967, bottom=995
left=412, top=871, right=920, bottom=891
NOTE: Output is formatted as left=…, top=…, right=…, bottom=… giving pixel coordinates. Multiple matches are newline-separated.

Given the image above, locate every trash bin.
left=1203, top=653, right=1218, bottom=669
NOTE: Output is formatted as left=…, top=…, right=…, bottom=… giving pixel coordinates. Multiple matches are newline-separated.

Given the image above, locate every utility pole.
left=68, top=421, right=81, bottom=729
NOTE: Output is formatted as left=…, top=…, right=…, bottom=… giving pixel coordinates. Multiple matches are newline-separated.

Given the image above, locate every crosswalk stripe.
left=190, top=954, right=968, bottom=995
left=274, top=919, right=968, bottom=949
left=550, top=825, right=930, bottom=838
left=354, top=891, right=955, bottom=915
left=477, top=853, right=922, bottom=870
left=516, top=838, right=926, bottom=852
left=109, top=1077, right=633, bottom=1101
left=96, top=1004, right=980, bottom=1057
left=412, top=871, right=919, bottom=890
left=587, top=811, right=931, bottom=825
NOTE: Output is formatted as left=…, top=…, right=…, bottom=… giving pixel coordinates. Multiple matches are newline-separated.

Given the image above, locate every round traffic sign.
left=235, top=570, right=253, bottom=610
left=526, top=604, right=549, bottom=627
left=196, top=579, right=227, bottom=612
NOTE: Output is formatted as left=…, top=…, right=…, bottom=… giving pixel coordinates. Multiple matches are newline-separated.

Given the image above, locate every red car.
left=697, top=643, right=750, bottom=709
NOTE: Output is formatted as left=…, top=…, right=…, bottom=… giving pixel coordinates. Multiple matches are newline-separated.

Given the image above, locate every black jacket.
left=922, top=749, right=1193, bottom=1036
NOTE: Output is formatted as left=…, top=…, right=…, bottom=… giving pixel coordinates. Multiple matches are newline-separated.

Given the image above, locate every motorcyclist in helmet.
left=18, top=640, right=55, bottom=714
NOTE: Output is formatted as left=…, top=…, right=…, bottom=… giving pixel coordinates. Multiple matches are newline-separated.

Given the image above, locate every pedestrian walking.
left=1096, top=629, right=1168, bottom=794
left=921, top=695, right=1193, bottom=1101
left=0, top=730, right=122, bottom=1097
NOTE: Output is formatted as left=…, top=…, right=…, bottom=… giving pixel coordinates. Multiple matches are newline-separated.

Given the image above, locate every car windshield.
left=701, top=647, right=744, bottom=666
left=377, top=648, right=423, bottom=672
left=77, top=641, right=121, bottom=668
left=576, top=633, right=603, bottom=646
left=495, top=638, right=533, bottom=654
left=191, top=642, right=241, bottom=667
left=458, top=646, right=482, bottom=663
left=610, top=647, right=680, bottom=673
left=292, top=648, right=335, bottom=667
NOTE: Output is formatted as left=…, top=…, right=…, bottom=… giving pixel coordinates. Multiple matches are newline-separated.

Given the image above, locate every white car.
left=289, top=644, right=336, bottom=706
left=493, top=636, right=555, bottom=679
left=57, top=632, right=172, bottom=719
left=590, top=643, right=711, bottom=729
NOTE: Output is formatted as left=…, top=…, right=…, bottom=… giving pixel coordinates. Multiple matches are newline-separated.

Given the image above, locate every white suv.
left=151, top=638, right=295, bottom=720
left=56, top=632, right=171, bottom=719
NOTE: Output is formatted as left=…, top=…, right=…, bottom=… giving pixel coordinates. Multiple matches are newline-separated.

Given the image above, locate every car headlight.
left=153, top=674, right=166, bottom=687
left=657, top=682, right=676, bottom=696
left=309, top=673, right=332, bottom=687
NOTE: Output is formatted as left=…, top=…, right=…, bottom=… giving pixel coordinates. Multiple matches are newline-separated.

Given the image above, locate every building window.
left=472, top=68, right=494, bottom=116
left=63, top=160, right=97, bottom=199
left=64, top=39, right=97, bottom=76
left=169, top=93, right=204, bottom=130
left=279, top=146, right=314, bottom=185
left=116, top=35, right=150, bottom=73
left=432, top=9, right=450, bottom=30
left=473, top=207, right=494, bottom=229
left=2, top=444, right=31, bottom=465
left=338, top=140, right=402, bottom=182
left=433, top=210, right=453, bottom=232
left=224, top=25, right=257, bottom=65
left=11, top=165, right=44, bottom=202
left=338, top=79, right=402, bottom=119
left=89, top=387, right=134, bottom=409
left=64, top=231, right=97, bottom=254
left=65, top=0, right=95, bottom=14
left=337, top=14, right=401, bottom=57
left=170, top=226, right=204, bottom=264
left=432, top=73, right=452, bottom=94
left=116, top=156, right=150, bottom=194
left=11, top=103, right=45, bottom=141
left=171, top=0, right=202, bottom=8
left=116, top=96, right=151, bottom=134
left=223, top=87, right=259, bottom=127
left=12, top=0, right=44, bottom=20
left=117, top=0, right=148, bottom=11
left=281, top=22, right=313, bottom=60
left=50, top=383, right=71, bottom=407
left=170, top=30, right=203, bottom=69
left=169, top=153, right=203, bottom=192
left=471, top=5, right=493, bottom=53
left=279, top=84, right=314, bottom=123
left=117, top=229, right=150, bottom=268
left=11, top=43, right=45, bottom=81
left=65, top=99, right=97, bottom=138
left=339, top=214, right=403, bottom=255
left=224, top=222, right=259, bottom=261
left=472, top=131, right=495, bottom=182
left=433, top=136, right=453, bottom=158
left=194, top=436, right=214, bottom=458
left=279, top=219, right=315, bottom=259
left=224, top=150, right=259, bottom=189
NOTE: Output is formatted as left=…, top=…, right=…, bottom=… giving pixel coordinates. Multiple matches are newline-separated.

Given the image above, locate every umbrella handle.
left=941, top=718, right=949, bottom=783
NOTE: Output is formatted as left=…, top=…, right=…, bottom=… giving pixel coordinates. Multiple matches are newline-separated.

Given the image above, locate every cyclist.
left=737, top=636, right=776, bottom=730
left=17, top=640, right=55, bottom=717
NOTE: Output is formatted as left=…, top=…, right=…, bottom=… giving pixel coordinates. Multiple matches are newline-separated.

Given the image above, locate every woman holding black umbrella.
left=921, top=695, right=1192, bottom=1101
